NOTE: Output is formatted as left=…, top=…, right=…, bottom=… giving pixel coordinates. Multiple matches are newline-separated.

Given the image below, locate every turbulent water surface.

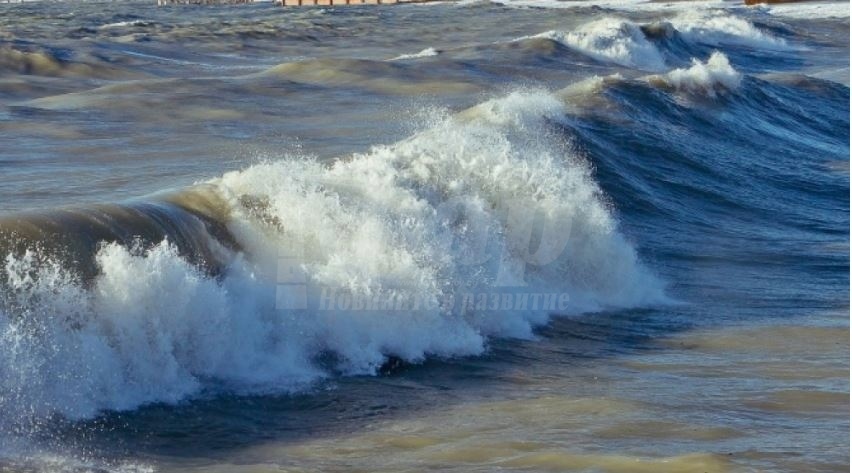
left=0, top=0, right=849, bottom=471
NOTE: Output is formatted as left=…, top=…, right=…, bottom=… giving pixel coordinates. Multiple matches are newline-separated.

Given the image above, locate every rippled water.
left=0, top=0, right=848, bottom=471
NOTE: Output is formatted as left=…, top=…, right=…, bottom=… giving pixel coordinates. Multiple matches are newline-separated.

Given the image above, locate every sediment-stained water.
left=0, top=0, right=848, bottom=471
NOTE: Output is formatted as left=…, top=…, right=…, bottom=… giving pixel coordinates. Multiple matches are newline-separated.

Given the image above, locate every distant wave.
left=761, top=1, right=850, bottom=19
left=520, top=18, right=667, bottom=71
left=648, top=51, right=742, bottom=96
left=669, top=10, right=790, bottom=50
left=0, top=43, right=144, bottom=80
left=390, top=47, right=440, bottom=61
left=98, top=20, right=154, bottom=29
left=513, top=11, right=790, bottom=71
left=494, top=0, right=849, bottom=21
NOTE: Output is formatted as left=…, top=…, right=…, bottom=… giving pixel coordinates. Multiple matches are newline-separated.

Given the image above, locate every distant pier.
left=156, top=0, right=438, bottom=7
left=158, top=0, right=431, bottom=5
left=280, top=0, right=437, bottom=4
left=280, top=0, right=398, bottom=5
left=157, top=0, right=253, bottom=5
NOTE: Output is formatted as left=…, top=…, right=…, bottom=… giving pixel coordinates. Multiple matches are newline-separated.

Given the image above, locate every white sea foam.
left=0, top=243, right=322, bottom=420
left=762, top=1, right=849, bottom=19
left=494, top=0, right=842, bottom=19
left=493, top=0, right=723, bottom=10
left=390, top=47, right=440, bottom=61
left=670, top=10, right=790, bottom=50
left=523, top=18, right=667, bottom=71
left=515, top=10, right=789, bottom=71
left=652, top=51, right=741, bottom=96
left=99, top=20, right=152, bottom=29
left=0, top=90, right=666, bottom=423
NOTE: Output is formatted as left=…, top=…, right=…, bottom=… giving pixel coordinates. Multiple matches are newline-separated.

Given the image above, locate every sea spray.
left=0, top=89, right=666, bottom=428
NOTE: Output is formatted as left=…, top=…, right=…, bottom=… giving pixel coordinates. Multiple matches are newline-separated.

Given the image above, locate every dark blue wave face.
left=564, top=73, right=849, bottom=321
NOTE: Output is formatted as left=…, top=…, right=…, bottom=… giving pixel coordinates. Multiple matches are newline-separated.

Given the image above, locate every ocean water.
left=0, top=0, right=848, bottom=471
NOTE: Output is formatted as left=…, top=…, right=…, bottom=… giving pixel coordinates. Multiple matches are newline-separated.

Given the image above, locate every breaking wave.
left=524, top=18, right=666, bottom=70
left=390, top=47, right=440, bottom=61
left=515, top=11, right=788, bottom=71
left=649, top=51, right=742, bottom=96
left=669, top=10, right=791, bottom=50
left=0, top=90, right=666, bottom=424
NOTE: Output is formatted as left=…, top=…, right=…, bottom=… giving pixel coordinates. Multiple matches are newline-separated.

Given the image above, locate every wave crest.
left=670, top=10, right=790, bottom=50
left=650, top=51, right=742, bottom=96
left=524, top=18, right=667, bottom=71
left=515, top=12, right=788, bottom=71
